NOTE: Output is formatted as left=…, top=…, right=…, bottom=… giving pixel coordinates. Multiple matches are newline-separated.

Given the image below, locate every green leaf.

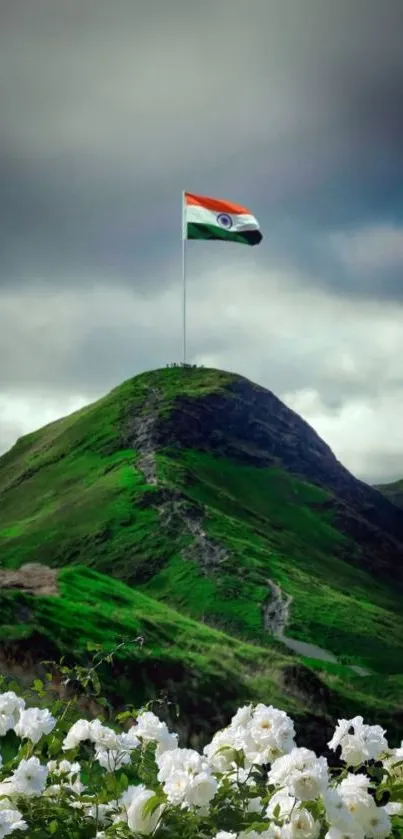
left=48, top=821, right=59, bottom=834
left=389, top=783, right=403, bottom=802
left=142, top=792, right=163, bottom=818
left=48, top=737, right=62, bottom=758
left=120, top=772, right=129, bottom=791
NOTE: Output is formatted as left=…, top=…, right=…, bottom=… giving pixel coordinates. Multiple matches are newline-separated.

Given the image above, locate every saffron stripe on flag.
left=185, top=192, right=252, bottom=216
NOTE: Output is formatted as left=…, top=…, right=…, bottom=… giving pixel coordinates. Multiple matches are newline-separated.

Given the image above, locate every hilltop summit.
left=1, top=366, right=403, bottom=745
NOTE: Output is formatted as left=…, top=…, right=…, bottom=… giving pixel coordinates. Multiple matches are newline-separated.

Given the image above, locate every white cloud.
left=0, top=393, right=89, bottom=454
left=283, top=388, right=403, bottom=485
left=330, top=224, right=403, bottom=273
left=2, top=257, right=403, bottom=484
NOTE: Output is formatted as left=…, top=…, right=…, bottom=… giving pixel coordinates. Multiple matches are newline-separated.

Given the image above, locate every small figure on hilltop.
left=165, top=362, right=202, bottom=369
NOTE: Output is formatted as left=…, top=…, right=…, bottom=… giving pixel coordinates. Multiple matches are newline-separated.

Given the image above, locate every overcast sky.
left=1, top=0, right=403, bottom=484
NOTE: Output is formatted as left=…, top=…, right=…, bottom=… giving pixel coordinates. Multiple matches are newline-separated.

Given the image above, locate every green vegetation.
left=148, top=451, right=403, bottom=675
left=0, top=368, right=232, bottom=577
left=0, top=366, right=402, bottom=740
left=0, top=564, right=401, bottom=743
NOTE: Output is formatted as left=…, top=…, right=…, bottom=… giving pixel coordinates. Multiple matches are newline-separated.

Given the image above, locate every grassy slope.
left=0, top=564, right=288, bottom=713
left=0, top=565, right=401, bottom=742
left=0, top=369, right=233, bottom=577
left=0, top=367, right=402, bottom=727
left=150, top=451, right=403, bottom=676
left=376, top=480, right=403, bottom=510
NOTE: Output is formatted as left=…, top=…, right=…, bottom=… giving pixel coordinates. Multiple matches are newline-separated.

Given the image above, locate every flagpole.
left=182, top=190, right=187, bottom=365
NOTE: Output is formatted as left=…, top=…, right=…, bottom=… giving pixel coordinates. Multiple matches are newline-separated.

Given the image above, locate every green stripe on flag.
left=187, top=222, right=262, bottom=246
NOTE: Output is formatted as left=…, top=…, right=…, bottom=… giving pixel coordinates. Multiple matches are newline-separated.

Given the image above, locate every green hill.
left=1, top=366, right=403, bottom=747
left=376, top=478, right=403, bottom=510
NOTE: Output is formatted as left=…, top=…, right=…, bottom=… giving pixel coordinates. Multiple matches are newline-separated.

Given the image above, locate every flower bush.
left=0, top=665, right=402, bottom=838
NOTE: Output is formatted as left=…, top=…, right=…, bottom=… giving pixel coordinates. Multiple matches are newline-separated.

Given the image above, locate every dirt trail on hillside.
left=264, top=578, right=370, bottom=674
left=127, top=387, right=160, bottom=484
left=130, top=388, right=229, bottom=571
left=264, top=579, right=292, bottom=636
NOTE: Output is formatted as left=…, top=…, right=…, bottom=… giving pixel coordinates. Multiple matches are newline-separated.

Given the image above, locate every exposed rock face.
left=263, top=579, right=292, bottom=635
left=151, top=376, right=403, bottom=583
left=125, top=387, right=160, bottom=484
left=123, top=387, right=229, bottom=573
left=0, top=563, right=59, bottom=596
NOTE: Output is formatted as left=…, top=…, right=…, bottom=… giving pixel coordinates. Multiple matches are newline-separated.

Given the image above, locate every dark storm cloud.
left=1, top=0, right=403, bottom=296
left=2, top=0, right=403, bottom=480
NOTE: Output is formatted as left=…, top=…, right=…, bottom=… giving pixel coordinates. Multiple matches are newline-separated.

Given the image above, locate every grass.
left=0, top=565, right=401, bottom=744
left=145, top=450, right=403, bottom=677
left=0, top=368, right=233, bottom=576
left=0, top=366, right=402, bottom=740
left=0, top=565, right=298, bottom=735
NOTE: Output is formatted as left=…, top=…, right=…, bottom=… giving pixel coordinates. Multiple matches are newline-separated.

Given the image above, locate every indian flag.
left=183, top=192, right=262, bottom=246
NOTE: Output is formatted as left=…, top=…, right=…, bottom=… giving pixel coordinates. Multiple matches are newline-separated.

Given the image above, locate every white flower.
left=283, top=808, right=320, bottom=839
left=47, top=759, right=83, bottom=793
left=328, top=717, right=388, bottom=766
left=135, top=711, right=178, bottom=755
left=0, top=692, right=25, bottom=719
left=164, top=769, right=191, bottom=806
left=291, top=767, right=328, bottom=801
left=0, top=693, right=25, bottom=738
left=11, top=757, right=48, bottom=796
left=230, top=705, right=253, bottom=729
left=156, top=746, right=216, bottom=808
left=44, top=784, right=63, bottom=798
left=63, top=717, right=119, bottom=751
left=268, top=748, right=328, bottom=800
left=186, top=770, right=217, bottom=807
left=213, top=833, right=238, bottom=839
left=93, top=726, right=139, bottom=771
left=88, top=719, right=120, bottom=750
left=339, top=773, right=370, bottom=798
left=0, top=783, right=15, bottom=799
left=58, top=759, right=80, bottom=776
left=337, top=774, right=377, bottom=830
left=119, top=728, right=140, bottom=750
left=267, top=789, right=296, bottom=820
left=14, top=707, right=56, bottom=744
left=248, top=795, right=263, bottom=813
left=206, top=703, right=295, bottom=771
left=122, top=784, right=164, bottom=835
left=243, top=704, right=296, bottom=765
left=0, top=806, right=27, bottom=838
left=62, top=718, right=92, bottom=750
left=361, top=804, right=391, bottom=839
left=0, top=715, right=14, bottom=737
left=95, top=748, right=131, bottom=771
left=323, top=788, right=363, bottom=837
left=157, top=747, right=204, bottom=781
left=325, top=828, right=365, bottom=839
left=204, top=728, right=243, bottom=773
left=385, top=801, right=403, bottom=816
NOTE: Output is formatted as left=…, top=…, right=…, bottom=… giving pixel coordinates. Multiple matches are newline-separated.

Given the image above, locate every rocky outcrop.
left=263, top=579, right=292, bottom=635
left=0, top=563, right=58, bottom=596
left=124, top=387, right=229, bottom=573
left=148, top=375, right=403, bottom=584
left=124, top=387, right=160, bottom=484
